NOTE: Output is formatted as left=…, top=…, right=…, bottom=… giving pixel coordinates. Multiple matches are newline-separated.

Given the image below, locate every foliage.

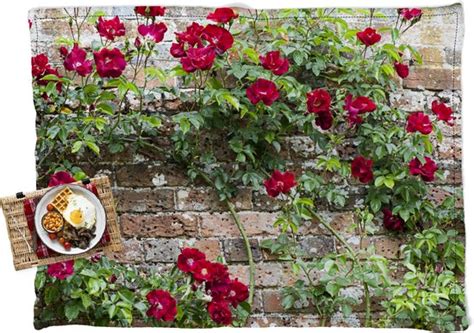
left=32, top=6, right=466, bottom=331
left=35, top=255, right=250, bottom=328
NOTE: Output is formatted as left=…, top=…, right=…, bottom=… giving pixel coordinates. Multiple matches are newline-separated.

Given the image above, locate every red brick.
left=107, top=238, right=144, bottom=263
left=116, top=164, right=188, bottom=187
left=247, top=315, right=285, bottom=327
left=120, top=213, right=198, bottom=238
left=143, top=238, right=181, bottom=262
left=428, top=186, right=463, bottom=208
left=262, top=290, right=284, bottom=313
left=184, top=239, right=222, bottom=260
left=223, top=238, right=262, bottom=262
left=359, top=236, right=403, bottom=259
left=113, top=188, right=174, bottom=212
left=436, top=137, right=462, bottom=160
left=176, top=187, right=253, bottom=212
left=403, top=67, right=461, bottom=91
left=255, top=263, right=295, bottom=287
left=200, top=212, right=279, bottom=237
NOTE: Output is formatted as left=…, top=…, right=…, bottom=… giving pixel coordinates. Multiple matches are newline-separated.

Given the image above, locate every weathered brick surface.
left=143, top=238, right=181, bottom=262
left=403, top=67, right=461, bottom=91
left=120, top=213, right=198, bottom=238
left=116, top=164, right=189, bottom=187
left=114, top=188, right=175, bottom=212
left=223, top=238, right=262, bottom=262
left=33, top=5, right=464, bottom=327
left=176, top=187, right=253, bottom=211
left=200, top=212, right=279, bottom=237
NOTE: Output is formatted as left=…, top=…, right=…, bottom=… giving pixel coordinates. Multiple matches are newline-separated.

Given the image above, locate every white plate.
left=34, top=184, right=106, bottom=255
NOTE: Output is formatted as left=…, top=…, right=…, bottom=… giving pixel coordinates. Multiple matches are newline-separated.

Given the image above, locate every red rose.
left=170, top=42, right=186, bottom=58
left=210, top=262, right=230, bottom=282
left=177, top=247, right=206, bottom=273
left=351, top=156, right=374, bottom=183
left=193, top=260, right=215, bottom=282
left=48, top=171, right=76, bottom=187
left=394, top=62, right=409, bottom=78
left=63, top=44, right=93, bottom=77
left=226, top=279, right=249, bottom=308
left=399, top=8, right=422, bottom=21
left=406, top=112, right=432, bottom=135
left=259, top=51, right=290, bottom=75
left=315, top=110, right=333, bottom=130
left=31, top=54, right=50, bottom=79
left=93, top=48, right=127, bottom=78
left=134, top=6, right=166, bottom=17
left=356, top=27, right=381, bottom=46
left=207, top=278, right=248, bottom=308
left=207, top=301, right=233, bottom=326
left=29, top=19, right=32, bottom=29
left=59, top=46, right=69, bottom=57
left=207, top=8, right=239, bottom=23
left=307, top=88, right=331, bottom=113
left=382, top=208, right=404, bottom=231
left=175, top=22, right=205, bottom=47
left=146, top=290, right=177, bottom=322
left=409, top=156, right=438, bottom=182
left=246, top=78, right=279, bottom=106
left=208, top=280, right=231, bottom=300
left=134, top=37, right=142, bottom=49
left=201, top=24, right=234, bottom=54
left=181, top=46, right=216, bottom=72
left=263, top=170, right=297, bottom=197
left=344, top=94, right=376, bottom=125
left=138, top=22, right=167, bottom=43
left=47, top=260, right=74, bottom=280
left=432, top=100, right=454, bottom=125
left=96, top=16, right=125, bottom=41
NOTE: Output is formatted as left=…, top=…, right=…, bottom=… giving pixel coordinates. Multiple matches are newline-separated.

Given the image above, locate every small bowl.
left=42, top=211, right=65, bottom=234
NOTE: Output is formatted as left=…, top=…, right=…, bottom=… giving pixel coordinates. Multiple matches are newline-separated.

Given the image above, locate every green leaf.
left=97, top=102, right=114, bottom=115
left=87, top=10, right=106, bottom=25
left=80, top=269, right=98, bottom=278
left=44, top=286, right=60, bottom=305
left=64, top=301, right=82, bottom=321
left=222, top=92, right=240, bottom=110
left=374, top=176, right=385, bottom=187
left=81, top=294, right=92, bottom=309
left=384, top=177, right=395, bottom=189
left=71, top=141, right=83, bottom=153
left=35, top=273, right=46, bottom=290
left=86, top=141, right=100, bottom=155
left=243, top=48, right=260, bottom=64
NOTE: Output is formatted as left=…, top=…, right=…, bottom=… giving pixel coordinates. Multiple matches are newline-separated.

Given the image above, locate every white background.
left=0, top=0, right=471, bottom=332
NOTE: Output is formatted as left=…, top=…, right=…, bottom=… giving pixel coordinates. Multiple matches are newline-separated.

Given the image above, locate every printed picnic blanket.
left=29, top=4, right=466, bottom=331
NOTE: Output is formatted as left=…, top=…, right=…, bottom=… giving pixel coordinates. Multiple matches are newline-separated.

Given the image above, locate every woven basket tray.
left=0, top=176, right=122, bottom=270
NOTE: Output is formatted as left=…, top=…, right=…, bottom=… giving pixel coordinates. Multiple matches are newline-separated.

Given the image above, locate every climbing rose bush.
left=36, top=250, right=249, bottom=328
left=32, top=5, right=466, bottom=331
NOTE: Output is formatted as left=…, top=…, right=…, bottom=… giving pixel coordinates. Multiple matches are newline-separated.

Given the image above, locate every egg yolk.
left=70, top=209, right=83, bottom=225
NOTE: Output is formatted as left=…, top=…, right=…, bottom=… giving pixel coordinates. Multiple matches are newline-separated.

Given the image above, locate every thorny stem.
left=309, top=209, right=371, bottom=325
left=195, top=169, right=255, bottom=310
left=226, top=200, right=256, bottom=310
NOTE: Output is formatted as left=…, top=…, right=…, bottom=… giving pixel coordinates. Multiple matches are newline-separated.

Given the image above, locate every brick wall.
left=31, top=4, right=463, bottom=327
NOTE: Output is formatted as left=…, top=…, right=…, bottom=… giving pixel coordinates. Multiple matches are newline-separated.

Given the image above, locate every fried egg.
left=63, top=194, right=96, bottom=229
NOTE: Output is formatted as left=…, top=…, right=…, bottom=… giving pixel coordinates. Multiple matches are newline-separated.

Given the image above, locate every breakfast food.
left=41, top=186, right=98, bottom=251
left=42, top=211, right=64, bottom=233
left=51, top=187, right=73, bottom=212
left=63, top=194, right=97, bottom=230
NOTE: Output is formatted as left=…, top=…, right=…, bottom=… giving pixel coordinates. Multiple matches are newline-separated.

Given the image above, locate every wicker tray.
left=0, top=176, right=122, bottom=270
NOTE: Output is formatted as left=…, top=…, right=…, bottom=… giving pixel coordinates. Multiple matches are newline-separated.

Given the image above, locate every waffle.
left=51, top=187, right=73, bottom=212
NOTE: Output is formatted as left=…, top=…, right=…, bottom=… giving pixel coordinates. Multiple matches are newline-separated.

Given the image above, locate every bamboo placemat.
left=0, top=176, right=122, bottom=270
